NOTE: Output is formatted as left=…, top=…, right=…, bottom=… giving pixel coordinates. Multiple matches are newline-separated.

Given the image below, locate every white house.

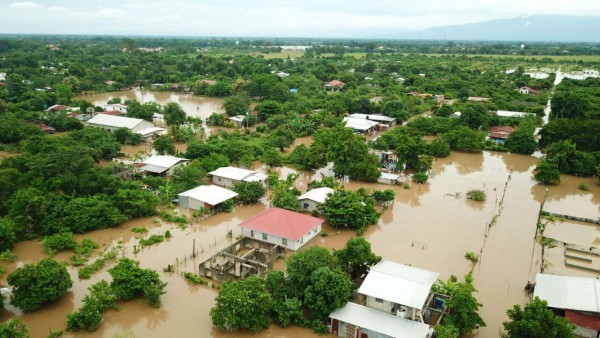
left=178, top=185, right=238, bottom=211
left=239, top=208, right=323, bottom=251
left=208, top=166, right=267, bottom=188
left=228, top=115, right=246, bottom=127
left=377, top=172, right=401, bottom=185
left=348, top=114, right=397, bottom=127
left=495, top=110, right=536, bottom=118
left=0, top=73, right=6, bottom=81
left=329, top=260, right=440, bottom=338
left=298, top=187, right=334, bottom=212
left=104, top=103, right=128, bottom=114
left=139, top=155, right=189, bottom=176
left=534, top=273, right=600, bottom=337
left=343, top=117, right=379, bottom=135
left=87, top=114, right=154, bottom=133
left=135, top=127, right=167, bottom=141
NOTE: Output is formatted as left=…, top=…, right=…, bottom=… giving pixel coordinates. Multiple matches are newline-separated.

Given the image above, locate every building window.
left=282, top=238, right=287, bottom=246
left=262, top=233, right=267, bottom=240
left=303, top=203, right=309, bottom=209
left=375, top=298, right=384, bottom=303
left=250, top=230, right=254, bottom=238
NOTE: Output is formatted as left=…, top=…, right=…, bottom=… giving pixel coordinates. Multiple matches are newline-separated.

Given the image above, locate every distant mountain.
left=398, top=16, right=600, bottom=42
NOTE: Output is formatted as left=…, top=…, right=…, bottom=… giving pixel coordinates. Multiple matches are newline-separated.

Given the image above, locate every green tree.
left=319, top=189, right=379, bottom=230
left=153, top=135, right=176, bottom=155
left=286, top=246, right=335, bottom=300
left=223, top=95, right=250, bottom=116
left=211, top=276, right=273, bottom=333
left=8, top=258, right=73, bottom=312
left=67, top=280, right=119, bottom=332
left=502, top=297, right=575, bottom=338
left=170, top=161, right=207, bottom=192
left=381, top=100, right=409, bottom=121
left=505, top=128, right=537, bottom=155
left=429, top=138, right=451, bottom=157
left=109, top=258, right=167, bottom=308
left=413, top=172, right=429, bottom=184
left=334, top=237, right=381, bottom=279
left=233, top=181, right=266, bottom=204
left=304, top=267, right=353, bottom=320
left=437, top=274, right=486, bottom=336
left=0, top=217, right=17, bottom=252
left=113, top=182, right=159, bottom=218
left=163, top=102, right=187, bottom=126
left=443, top=126, right=485, bottom=152
left=0, top=319, right=29, bottom=338
left=534, top=161, right=561, bottom=185
left=434, top=324, right=460, bottom=338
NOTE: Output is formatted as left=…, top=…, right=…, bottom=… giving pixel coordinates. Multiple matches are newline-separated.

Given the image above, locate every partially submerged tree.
left=502, top=297, right=575, bottom=338
left=108, top=258, right=167, bottom=308
left=304, top=267, right=353, bottom=321
left=334, top=237, right=381, bottom=279
left=534, top=161, right=561, bottom=185
left=319, top=189, right=379, bottom=230
left=436, top=273, right=486, bottom=336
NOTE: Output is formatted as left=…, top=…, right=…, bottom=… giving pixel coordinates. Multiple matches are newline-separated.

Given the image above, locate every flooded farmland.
left=2, top=150, right=599, bottom=337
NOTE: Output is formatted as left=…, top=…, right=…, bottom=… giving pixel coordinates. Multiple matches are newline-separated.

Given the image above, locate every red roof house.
left=488, top=126, right=514, bottom=143
left=325, top=80, right=345, bottom=89
left=238, top=208, right=323, bottom=250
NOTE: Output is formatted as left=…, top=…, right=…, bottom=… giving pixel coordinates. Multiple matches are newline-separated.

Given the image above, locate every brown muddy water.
left=2, top=151, right=599, bottom=337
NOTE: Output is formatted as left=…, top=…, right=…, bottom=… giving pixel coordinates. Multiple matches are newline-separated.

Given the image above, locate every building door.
left=332, top=319, right=339, bottom=335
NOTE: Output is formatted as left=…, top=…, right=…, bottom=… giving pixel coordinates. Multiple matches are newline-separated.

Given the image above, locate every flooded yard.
left=2, top=150, right=599, bottom=337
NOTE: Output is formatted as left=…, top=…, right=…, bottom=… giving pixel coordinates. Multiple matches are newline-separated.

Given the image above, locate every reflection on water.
left=3, top=151, right=599, bottom=337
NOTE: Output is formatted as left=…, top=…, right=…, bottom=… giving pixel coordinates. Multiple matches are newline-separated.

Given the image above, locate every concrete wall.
left=299, top=199, right=320, bottom=212
left=212, top=176, right=239, bottom=189
left=366, top=295, right=394, bottom=313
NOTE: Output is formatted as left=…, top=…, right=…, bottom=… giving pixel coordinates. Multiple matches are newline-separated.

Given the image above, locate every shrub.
left=183, top=272, right=207, bottom=285
left=578, top=182, right=589, bottom=191
left=42, top=232, right=77, bottom=255
left=78, top=249, right=118, bottom=279
left=139, top=234, right=165, bottom=247
left=132, top=227, right=148, bottom=233
left=466, top=189, right=486, bottom=201
left=465, top=252, right=479, bottom=262
left=413, top=172, right=429, bottom=184
left=372, top=189, right=395, bottom=202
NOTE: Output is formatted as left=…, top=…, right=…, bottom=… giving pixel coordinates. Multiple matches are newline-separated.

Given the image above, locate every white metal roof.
left=349, top=114, right=396, bottom=123
left=379, top=172, right=399, bottom=180
left=298, top=187, right=334, bottom=204
left=534, top=273, right=600, bottom=313
left=208, top=166, right=256, bottom=181
left=496, top=110, right=535, bottom=118
left=330, top=302, right=430, bottom=338
left=343, top=117, right=379, bottom=131
left=178, top=185, right=238, bottom=206
left=228, top=115, right=245, bottom=123
left=136, top=127, right=167, bottom=137
left=142, top=155, right=188, bottom=169
left=88, top=114, right=145, bottom=129
left=358, top=260, right=439, bottom=309
left=241, top=172, right=268, bottom=182
left=139, top=164, right=169, bottom=174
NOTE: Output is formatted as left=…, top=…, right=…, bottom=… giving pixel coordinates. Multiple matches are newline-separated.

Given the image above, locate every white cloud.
left=9, top=1, right=39, bottom=9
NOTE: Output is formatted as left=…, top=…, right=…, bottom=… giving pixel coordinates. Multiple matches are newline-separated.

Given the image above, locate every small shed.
left=208, top=166, right=267, bottom=188
left=178, top=185, right=238, bottom=211
left=298, top=187, right=334, bottom=212
left=239, top=208, right=323, bottom=251
left=139, top=155, right=189, bottom=177
left=378, top=172, right=401, bottom=185
left=343, top=117, right=379, bottom=135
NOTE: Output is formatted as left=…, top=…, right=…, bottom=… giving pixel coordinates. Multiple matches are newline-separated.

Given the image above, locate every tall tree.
left=502, top=297, right=575, bottom=338
left=304, top=267, right=353, bottom=320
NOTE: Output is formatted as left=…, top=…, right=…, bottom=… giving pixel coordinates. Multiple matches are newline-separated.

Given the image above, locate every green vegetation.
left=534, top=161, right=561, bottom=185
left=159, top=211, right=188, bottom=224
left=67, top=280, right=119, bottom=332
left=465, top=252, right=480, bottom=262
left=0, top=319, right=29, bottom=338
left=7, top=258, right=73, bottom=312
left=466, top=189, right=486, bottom=201
left=319, top=189, right=380, bottom=230
left=78, top=249, right=118, bottom=279
left=502, top=297, right=575, bottom=338
left=42, top=232, right=77, bottom=255
left=132, top=227, right=148, bottom=233
left=139, top=234, right=165, bottom=247
left=233, top=181, right=266, bottom=204
left=183, top=272, right=208, bottom=285
left=435, top=273, right=486, bottom=336
left=109, top=258, right=167, bottom=308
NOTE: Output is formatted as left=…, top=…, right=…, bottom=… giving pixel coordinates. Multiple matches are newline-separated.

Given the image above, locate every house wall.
left=241, top=224, right=321, bottom=251
left=211, top=176, right=239, bottom=188
left=366, top=296, right=394, bottom=313
left=131, top=120, right=154, bottom=133
left=299, top=199, right=320, bottom=212
left=573, top=326, right=598, bottom=338
left=88, top=119, right=154, bottom=133
left=105, top=104, right=128, bottom=113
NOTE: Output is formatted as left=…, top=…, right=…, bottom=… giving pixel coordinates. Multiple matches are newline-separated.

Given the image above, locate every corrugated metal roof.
left=209, top=166, right=256, bottom=181
left=139, top=164, right=169, bottom=174
left=343, top=117, right=378, bottom=131
left=298, top=187, right=334, bottom=204
left=142, top=155, right=188, bottom=169
left=534, top=273, right=600, bottom=313
left=178, top=185, right=238, bottom=206
left=88, top=114, right=144, bottom=129
left=379, top=172, right=400, bottom=180
left=349, top=114, right=396, bottom=122
left=496, top=110, right=535, bottom=118
left=238, top=208, right=323, bottom=241
left=330, top=302, right=430, bottom=338
left=358, top=260, right=439, bottom=309
left=136, top=127, right=167, bottom=136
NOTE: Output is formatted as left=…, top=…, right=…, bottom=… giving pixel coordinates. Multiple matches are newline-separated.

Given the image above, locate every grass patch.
left=578, top=182, right=589, bottom=191
left=42, top=232, right=77, bottom=255
left=321, top=231, right=329, bottom=237
left=183, top=272, right=208, bottom=285
left=0, top=250, right=18, bottom=262
left=139, top=234, right=165, bottom=247
left=465, top=251, right=480, bottom=263
left=132, top=227, right=148, bottom=233
left=69, top=239, right=100, bottom=266
left=78, top=249, right=119, bottom=279
left=466, top=189, right=486, bottom=201
left=159, top=211, right=188, bottom=224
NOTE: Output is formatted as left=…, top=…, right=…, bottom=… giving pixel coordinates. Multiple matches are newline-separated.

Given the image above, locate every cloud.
left=9, top=1, right=39, bottom=9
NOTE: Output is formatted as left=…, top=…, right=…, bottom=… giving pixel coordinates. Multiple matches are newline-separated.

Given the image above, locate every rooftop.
left=496, top=110, right=535, bottom=118
left=178, top=185, right=238, bottom=206
left=298, top=187, right=334, bottom=204
left=349, top=114, right=396, bottom=122
left=142, top=155, right=189, bottom=169
left=87, top=114, right=146, bottom=129
left=238, top=208, right=323, bottom=240
left=534, top=273, right=600, bottom=313
left=330, top=302, right=430, bottom=338
left=358, top=260, right=439, bottom=309
left=343, top=117, right=379, bottom=131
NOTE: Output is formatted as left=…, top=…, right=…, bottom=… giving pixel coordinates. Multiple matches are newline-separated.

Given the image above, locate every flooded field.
left=75, top=90, right=227, bottom=120
left=2, top=150, right=599, bottom=337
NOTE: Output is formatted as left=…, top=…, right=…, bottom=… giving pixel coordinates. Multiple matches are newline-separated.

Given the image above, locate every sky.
left=0, top=0, right=599, bottom=38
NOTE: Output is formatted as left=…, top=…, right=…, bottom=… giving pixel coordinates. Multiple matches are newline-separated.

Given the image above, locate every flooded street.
left=2, top=151, right=599, bottom=337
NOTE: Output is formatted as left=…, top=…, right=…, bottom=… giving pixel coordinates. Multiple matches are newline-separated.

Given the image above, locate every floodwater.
left=75, top=89, right=226, bottom=120
left=2, top=150, right=599, bottom=337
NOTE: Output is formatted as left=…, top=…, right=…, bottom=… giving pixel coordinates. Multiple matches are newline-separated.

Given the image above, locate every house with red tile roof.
left=488, top=126, right=514, bottom=144
left=518, top=86, right=539, bottom=95
left=238, top=208, right=323, bottom=251
left=325, top=80, right=345, bottom=90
